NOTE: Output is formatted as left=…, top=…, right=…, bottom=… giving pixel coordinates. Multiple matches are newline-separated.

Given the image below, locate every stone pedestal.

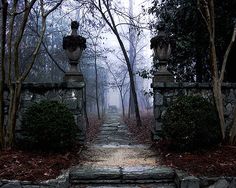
left=153, top=72, right=174, bottom=83
left=64, top=72, right=84, bottom=82
left=63, top=21, right=86, bottom=84
left=153, top=60, right=174, bottom=83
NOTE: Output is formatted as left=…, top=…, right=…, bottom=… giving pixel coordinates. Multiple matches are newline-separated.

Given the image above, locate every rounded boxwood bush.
left=162, top=96, right=221, bottom=151
left=20, top=100, right=77, bottom=151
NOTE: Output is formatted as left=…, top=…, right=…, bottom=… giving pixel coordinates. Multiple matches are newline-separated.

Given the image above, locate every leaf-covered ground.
left=125, top=114, right=236, bottom=177
left=1, top=114, right=236, bottom=181
left=0, top=116, right=102, bottom=181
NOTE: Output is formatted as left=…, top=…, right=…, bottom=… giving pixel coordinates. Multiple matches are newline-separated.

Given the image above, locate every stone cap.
left=152, top=82, right=236, bottom=89
left=4, top=82, right=85, bottom=92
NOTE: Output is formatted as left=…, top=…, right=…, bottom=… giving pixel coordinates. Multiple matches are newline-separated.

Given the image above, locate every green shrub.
left=162, top=96, right=221, bottom=151
left=20, top=100, right=77, bottom=151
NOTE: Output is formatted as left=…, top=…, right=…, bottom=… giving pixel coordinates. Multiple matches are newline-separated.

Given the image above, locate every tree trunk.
left=94, top=51, right=101, bottom=119
left=210, top=41, right=226, bottom=140
left=119, top=89, right=125, bottom=117
left=128, top=0, right=136, bottom=116
left=117, top=36, right=142, bottom=126
left=229, top=106, right=236, bottom=144
left=84, top=86, right=90, bottom=128
left=0, top=0, right=8, bottom=149
left=212, top=81, right=225, bottom=139
left=0, top=82, right=4, bottom=149
left=6, top=83, right=22, bottom=148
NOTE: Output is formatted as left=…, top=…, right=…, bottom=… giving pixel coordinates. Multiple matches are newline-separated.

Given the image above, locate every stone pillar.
left=62, top=21, right=87, bottom=143
left=63, top=82, right=86, bottom=144
left=150, top=23, right=174, bottom=140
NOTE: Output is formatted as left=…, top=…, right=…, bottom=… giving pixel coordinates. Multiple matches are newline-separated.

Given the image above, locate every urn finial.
left=63, top=20, right=86, bottom=82
left=71, top=21, right=79, bottom=36
left=150, top=21, right=174, bottom=82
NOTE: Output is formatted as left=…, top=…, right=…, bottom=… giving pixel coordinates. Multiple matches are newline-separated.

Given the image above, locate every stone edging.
left=175, top=170, right=236, bottom=188
left=0, top=171, right=69, bottom=188
left=1, top=169, right=236, bottom=188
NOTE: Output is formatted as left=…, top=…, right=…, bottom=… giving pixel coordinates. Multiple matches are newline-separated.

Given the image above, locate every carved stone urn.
left=150, top=23, right=174, bottom=82
left=63, top=21, right=86, bottom=82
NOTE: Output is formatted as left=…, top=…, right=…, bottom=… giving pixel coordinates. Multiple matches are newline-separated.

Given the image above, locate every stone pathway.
left=70, top=113, right=176, bottom=188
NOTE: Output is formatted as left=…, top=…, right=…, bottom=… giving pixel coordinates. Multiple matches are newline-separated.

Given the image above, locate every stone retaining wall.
left=152, top=82, right=236, bottom=139
left=0, top=171, right=69, bottom=188
left=175, top=170, right=236, bottom=188
left=4, top=82, right=86, bottom=143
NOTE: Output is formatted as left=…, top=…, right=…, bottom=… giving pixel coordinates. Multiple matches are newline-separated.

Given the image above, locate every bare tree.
left=87, top=27, right=105, bottom=119
left=82, top=0, right=142, bottom=126
left=0, top=0, right=63, bottom=148
left=105, top=61, right=129, bottom=117
left=198, top=0, right=236, bottom=142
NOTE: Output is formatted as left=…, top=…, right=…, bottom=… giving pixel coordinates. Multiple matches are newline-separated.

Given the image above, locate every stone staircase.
left=69, top=166, right=176, bottom=187
left=68, top=114, right=177, bottom=188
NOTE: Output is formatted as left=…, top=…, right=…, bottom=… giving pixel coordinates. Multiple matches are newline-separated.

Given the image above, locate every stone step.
left=69, top=166, right=176, bottom=185
left=71, top=183, right=176, bottom=188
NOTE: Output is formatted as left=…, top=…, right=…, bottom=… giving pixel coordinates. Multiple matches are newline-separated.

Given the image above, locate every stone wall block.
left=208, top=179, right=230, bottom=188
left=64, top=98, right=77, bottom=110
left=225, top=103, right=233, bottom=117
left=228, top=89, right=235, bottom=103
left=20, top=100, right=33, bottom=109
left=21, top=91, right=33, bottom=101
left=166, top=97, right=173, bottom=106
left=44, top=91, right=62, bottom=101
left=1, top=181, right=22, bottom=188
left=229, top=178, right=236, bottom=188
left=180, top=176, right=200, bottom=188
left=155, top=121, right=162, bottom=131
left=154, top=107, right=161, bottom=119
left=155, top=92, right=164, bottom=106
left=33, top=94, right=47, bottom=103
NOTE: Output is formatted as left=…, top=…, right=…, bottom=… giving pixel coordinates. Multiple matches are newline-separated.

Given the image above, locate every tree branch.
left=219, top=24, right=236, bottom=83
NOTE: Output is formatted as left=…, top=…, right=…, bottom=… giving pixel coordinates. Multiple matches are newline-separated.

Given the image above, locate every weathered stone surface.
left=208, top=179, right=229, bottom=188
left=22, top=185, right=40, bottom=188
left=155, top=92, right=164, bottom=106
left=154, top=108, right=161, bottom=119
left=1, top=182, right=22, bottom=188
left=70, top=167, right=121, bottom=181
left=225, top=103, right=233, bottom=116
left=180, top=176, right=199, bottom=188
left=229, top=178, right=236, bottom=188
left=76, top=183, right=176, bottom=188
left=122, top=167, right=175, bottom=180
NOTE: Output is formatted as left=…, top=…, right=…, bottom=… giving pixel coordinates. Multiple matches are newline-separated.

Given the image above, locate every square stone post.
left=151, top=23, right=174, bottom=140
